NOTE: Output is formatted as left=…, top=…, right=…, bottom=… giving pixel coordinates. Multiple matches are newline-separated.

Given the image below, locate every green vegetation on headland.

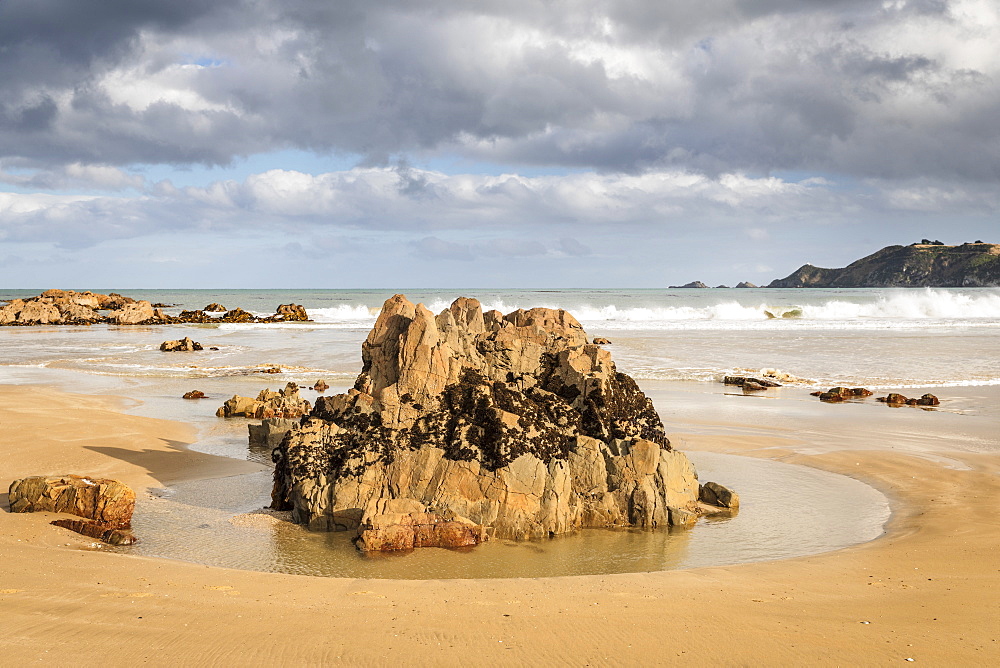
left=768, top=241, right=1000, bottom=288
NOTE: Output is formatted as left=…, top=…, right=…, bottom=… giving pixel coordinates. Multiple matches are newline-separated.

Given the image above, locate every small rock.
left=204, top=303, right=227, bottom=312
left=700, top=482, right=740, bottom=509
left=314, top=379, right=330, bottom=392
left=183, top=390, right=207, bottom=400
left=160, top=337, right=203, bottom=352
left=259, top=367, right=282, bottom=374
left=593, top=337, right=612, bottom=345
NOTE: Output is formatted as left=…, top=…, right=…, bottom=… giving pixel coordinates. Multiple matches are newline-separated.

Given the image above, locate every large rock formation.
left=768, top=242, right=1000, bottom=288
left=271, top=295, right=706, bottom=551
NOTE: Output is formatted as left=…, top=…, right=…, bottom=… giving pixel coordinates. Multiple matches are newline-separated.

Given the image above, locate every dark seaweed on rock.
left=270, top=295, right=705, bottom=542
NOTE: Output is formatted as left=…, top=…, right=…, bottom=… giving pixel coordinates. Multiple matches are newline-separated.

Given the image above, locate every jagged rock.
left=314, top=379, right=330, bottom=392
left=249, top=417, right=300, bottom=450
left=220, top=307, right=255, bottom=323
left=176, top=309, right=217, bottom=323
left=593, top=337, right=612, bottom=345
left=183, top=390, right=207, bottom=399
left=8, top=475, right=135, bottom=528
left=700, top=482, right=740, bottom=509
left=258, top=367, right=283, bottom=374
left=735, top=282, right=758, bottom=288
left=160, top=337, right=203, bottom=352
left=272, top=295, right=709, bottom=549
left=16, top=300, right=62, bottom=324
left=204, top=303, right=227, bottom=312
left=273, top=304, right=309, bottom=321
left=57, top=302, right=99, bottom=323
left=217, top=382, right=311, bottom=419
left=50, top=519, right=137, bottom=545
left=110, top=300, right=154, bottom=325
left=669, top=281, right=709, bottom=289
left=101, top=293, right=136, bottom=310
left=355, top=511, right=487, bottom=552
left=0, top=299, right=25, bottom=324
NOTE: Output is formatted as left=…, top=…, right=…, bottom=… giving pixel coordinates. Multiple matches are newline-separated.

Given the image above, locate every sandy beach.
left=2, top=382, right=997, bottom=665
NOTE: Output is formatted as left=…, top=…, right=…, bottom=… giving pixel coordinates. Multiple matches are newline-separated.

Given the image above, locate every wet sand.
left=2, top=383, right=999, bottom=664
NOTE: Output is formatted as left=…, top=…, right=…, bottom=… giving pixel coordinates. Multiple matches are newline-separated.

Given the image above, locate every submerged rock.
left=271, top=295, right=710, bottom=551
left=724, top=375, right=781, bottom=389
left=813, top=387, right=873, bottom=402
left=876, top=392, right=940, bottom=407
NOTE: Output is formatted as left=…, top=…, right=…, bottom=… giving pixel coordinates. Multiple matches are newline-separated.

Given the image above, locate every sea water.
left=3, top=287, right=998, bottom=577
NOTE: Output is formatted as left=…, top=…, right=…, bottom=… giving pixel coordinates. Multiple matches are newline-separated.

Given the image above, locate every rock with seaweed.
left=271, top=295, right=709, bottom=551
left=0, top=289, right=312, bottom=326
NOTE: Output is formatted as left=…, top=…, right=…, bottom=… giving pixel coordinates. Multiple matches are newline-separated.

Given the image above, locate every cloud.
left=0, top=0, right=996, bottom=184
left=1, top=165, right=994, bottom=253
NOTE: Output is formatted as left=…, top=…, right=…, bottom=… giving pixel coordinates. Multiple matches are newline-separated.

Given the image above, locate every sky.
left=0, top=0, right=997, bottom=288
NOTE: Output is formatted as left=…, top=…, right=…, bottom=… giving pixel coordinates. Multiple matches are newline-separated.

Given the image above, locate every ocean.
left=2, top=286, right=999, bottom=390
left=3, top=286, right=997, bottom=578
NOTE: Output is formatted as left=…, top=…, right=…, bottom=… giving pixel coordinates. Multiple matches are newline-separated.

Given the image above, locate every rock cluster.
left=876, top=393, right=940, bottom=407
left=270, top=295, right=709, bottom=551
left=809, top=387, right=940, bottom=407
left=0, top=290, right=311, bottom=326
left=8, top=475, right=137, bottom=544
left=811, top=387, right=874, bottom=402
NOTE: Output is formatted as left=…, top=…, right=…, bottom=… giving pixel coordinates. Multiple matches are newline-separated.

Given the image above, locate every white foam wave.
left=295, top=289, right=1000, bottom=332
left=307, top=304, right=380, bottom=323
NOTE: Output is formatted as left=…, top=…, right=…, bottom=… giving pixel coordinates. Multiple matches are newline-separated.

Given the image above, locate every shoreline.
left=2, top=382, right=998, bottom=663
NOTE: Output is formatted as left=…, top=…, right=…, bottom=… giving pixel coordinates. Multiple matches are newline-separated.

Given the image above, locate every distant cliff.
left=768, top=242, right=1000, bottom=288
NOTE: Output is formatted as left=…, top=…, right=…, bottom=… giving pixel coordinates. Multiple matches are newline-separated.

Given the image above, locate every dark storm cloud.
left=0, top=0, right=997, bottom=182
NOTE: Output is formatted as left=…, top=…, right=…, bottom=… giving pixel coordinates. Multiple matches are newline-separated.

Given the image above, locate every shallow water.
left=4, top=286, right=995, bottom=578
left=117, top=451, right=889, bottom=579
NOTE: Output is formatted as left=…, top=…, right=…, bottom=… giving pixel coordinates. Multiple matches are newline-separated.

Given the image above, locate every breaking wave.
left=298, top=289, right=1000, bottom=332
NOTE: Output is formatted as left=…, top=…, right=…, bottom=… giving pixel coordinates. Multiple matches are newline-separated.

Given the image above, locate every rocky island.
left=768, top=241, right=1000, bottom=288
left=267, top=295, right=731, bottom=551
